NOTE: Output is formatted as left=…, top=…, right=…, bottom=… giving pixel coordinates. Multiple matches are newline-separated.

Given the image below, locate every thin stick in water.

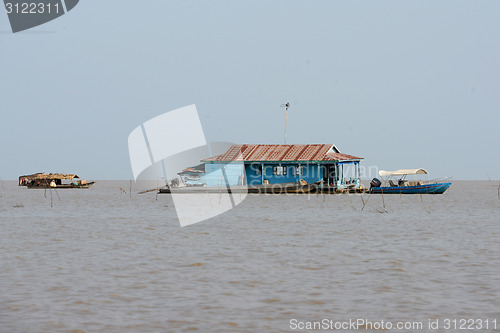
left=361, top=193, right=371, bottom=211
left=381, top=188, right=385, bottom=209
left=348, top=194, right=357, bottom=211
left=380, top=188, right=388, bottom=213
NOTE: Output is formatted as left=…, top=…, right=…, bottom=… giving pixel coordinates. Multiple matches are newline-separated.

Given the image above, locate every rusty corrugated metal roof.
left=325, top=152, right=364, bottom=161
left=203, top=144, right=363, bottom=162
left=18, top=173, right=79, bottom=181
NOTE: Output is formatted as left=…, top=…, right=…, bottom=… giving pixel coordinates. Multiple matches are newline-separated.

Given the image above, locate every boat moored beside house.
left=369, top=169, right=451, bottom=194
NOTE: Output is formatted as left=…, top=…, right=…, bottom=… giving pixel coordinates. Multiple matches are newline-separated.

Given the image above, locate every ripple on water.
left=0, top=181, right=499, bottom=332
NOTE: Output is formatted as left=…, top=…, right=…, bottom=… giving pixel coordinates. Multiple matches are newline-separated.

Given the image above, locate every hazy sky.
left=1, top=1, right=499, bottom=180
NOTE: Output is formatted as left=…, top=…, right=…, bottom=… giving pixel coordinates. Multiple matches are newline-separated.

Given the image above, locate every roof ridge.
left=202, top=144, right=362, bottom=162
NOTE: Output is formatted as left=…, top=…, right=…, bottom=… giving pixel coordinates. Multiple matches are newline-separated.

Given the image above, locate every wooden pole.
left=281, top=101, right=290, bottom=145
left=361, top=193, right=371, bottom=211
left=285, top=107, right=288, bottom=144
left=380, top=186, right=386, bottom=211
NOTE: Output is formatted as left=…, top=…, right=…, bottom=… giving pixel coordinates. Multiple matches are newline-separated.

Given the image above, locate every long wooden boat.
left=157, top=181, right=321, bottom=194
left=249, top=181, right=321, bottom=194
left=26, top=181, right=96, bottom=189
left=370, top=169, right=451, bottom=194
left=370, top=182, right=451, bottom=194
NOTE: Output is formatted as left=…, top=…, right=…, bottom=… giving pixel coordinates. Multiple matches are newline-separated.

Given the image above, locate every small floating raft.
left=19, top=173, right=95, bottom=189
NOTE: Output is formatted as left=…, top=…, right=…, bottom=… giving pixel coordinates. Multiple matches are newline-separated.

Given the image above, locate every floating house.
left=18, top=173, right=95, bottom=189
left=179, top=144, right=363, bottom=190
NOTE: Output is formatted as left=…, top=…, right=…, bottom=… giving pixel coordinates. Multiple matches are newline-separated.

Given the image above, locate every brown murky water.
left=1, top=181, right=499, bottom=332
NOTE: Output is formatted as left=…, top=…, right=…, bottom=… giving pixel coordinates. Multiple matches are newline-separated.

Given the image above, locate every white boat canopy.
left=379, top=169, right=429, bottom=177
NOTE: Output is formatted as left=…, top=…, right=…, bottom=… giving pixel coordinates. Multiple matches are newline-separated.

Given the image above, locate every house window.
left=295, top=166, right=303, bottom=176
left=273, top=166, right=287, bottom=176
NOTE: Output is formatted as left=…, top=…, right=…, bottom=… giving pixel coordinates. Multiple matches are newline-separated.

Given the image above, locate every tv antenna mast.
left=280, top=101, right=290, bottom=144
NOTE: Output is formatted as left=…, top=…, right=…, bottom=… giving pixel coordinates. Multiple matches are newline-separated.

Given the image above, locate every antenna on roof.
left=280, top=101, right=290, bottom=144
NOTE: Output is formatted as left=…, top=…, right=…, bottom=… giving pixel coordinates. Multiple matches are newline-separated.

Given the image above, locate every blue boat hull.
left=370, top=182, right=451, bottom=194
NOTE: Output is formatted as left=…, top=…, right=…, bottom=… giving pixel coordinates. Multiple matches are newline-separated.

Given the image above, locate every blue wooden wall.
left=202, top=162, right=245, bottom=187
left=244, top=162, right=329, bottom=185
left=186, top=160, right=359, bottom=187
left=199, top=161, right=352, bottom=187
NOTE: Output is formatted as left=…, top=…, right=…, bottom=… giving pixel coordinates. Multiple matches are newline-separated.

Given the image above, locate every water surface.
left=1, top=181, right=499, bottom=332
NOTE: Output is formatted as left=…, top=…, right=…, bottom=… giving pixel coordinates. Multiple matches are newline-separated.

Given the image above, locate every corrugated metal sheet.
left=203, top=144, right=363, bottom=162
left=325, top=152, right=363, bottom=161
left=19, top=173, right=79, bottom=180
